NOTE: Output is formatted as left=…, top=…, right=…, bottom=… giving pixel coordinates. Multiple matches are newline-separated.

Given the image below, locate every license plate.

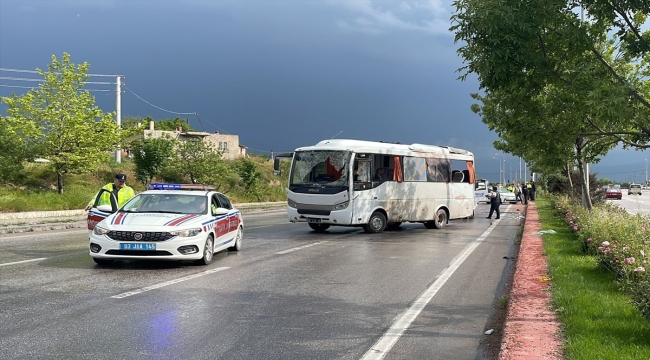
left=307, top=218, right=321, bottom=224
left=120, top=243, right=156, bottom=250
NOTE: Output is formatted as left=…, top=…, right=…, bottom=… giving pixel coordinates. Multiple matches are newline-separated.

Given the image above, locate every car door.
left=209, top=194, right=229, bottom=251
left=87, top=189, right=117, bottom=231
left=217, top=193, right=240, bottom=246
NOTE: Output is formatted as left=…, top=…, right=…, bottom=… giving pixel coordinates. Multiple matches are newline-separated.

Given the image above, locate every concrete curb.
left=0, top=206, right=287, bottom=235
left=0, top=221, right=88, bottom=235
left=0, top=201, right=287, bottom=220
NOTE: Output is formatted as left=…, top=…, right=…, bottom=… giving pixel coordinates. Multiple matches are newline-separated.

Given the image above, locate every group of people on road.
left=486, top=180, right=537, bottom=220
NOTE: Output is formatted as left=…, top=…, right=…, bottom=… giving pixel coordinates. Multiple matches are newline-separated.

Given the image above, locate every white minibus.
left=274, top=139, right=477, bottom=233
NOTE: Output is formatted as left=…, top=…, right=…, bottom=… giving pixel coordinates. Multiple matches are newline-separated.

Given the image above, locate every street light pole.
left=646, top=159, right=648, bottom=186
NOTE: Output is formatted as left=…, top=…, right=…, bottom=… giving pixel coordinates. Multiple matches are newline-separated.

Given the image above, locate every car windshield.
left=631, top=184, right=641, bottom=188
left=121, top=194, right=207, bottom=214
left=289, top=150, right=351, bottom=188
left=497, top=188, right=511, bottom=193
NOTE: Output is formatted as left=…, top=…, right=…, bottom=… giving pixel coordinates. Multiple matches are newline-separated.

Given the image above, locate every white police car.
left=87, top=183, right=243, bottom=266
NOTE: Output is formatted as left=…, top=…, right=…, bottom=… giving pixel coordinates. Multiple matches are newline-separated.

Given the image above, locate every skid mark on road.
left=111, top=267, right=230, bottom=299
left=276, top=241, right=327, bottom=255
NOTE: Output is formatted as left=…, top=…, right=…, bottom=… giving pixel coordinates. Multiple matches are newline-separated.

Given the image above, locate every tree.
left=1, top=53, right=123, bottom=193
left=167, top=138, right=236, bottom=191
left=130, top=135, right=175, bottom=186
left=451, top=0, right=650, bottom=147
left=0, top=114, right=40, bottom=183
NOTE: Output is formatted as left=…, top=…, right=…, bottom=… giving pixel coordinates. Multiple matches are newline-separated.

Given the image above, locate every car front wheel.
left=195, top=235, right=214, bottom=265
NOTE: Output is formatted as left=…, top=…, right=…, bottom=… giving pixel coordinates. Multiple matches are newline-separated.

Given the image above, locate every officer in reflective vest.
left=85, top=173, right=136, bottom=210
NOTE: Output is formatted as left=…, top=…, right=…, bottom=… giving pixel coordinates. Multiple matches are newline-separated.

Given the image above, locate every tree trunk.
left=57, top=171, right=64, bottom=194
left=575, top=140, right=592, bottom=210
left=566, top=162, right=573, bottom=195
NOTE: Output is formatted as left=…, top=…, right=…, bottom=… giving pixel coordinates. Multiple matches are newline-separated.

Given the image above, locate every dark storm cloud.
left=1, top=0, right=645, bottom=182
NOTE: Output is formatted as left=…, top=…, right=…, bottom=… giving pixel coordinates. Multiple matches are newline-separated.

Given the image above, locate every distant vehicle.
left=496, top=188, right=518, bottom=204
left=275, top=139, right=477, bottom=233
left=606, top=185, right=622, bottom=200
left=87, top=183, right=244, bottom=266
left=628, top=184, right=642, bottom=195
left=475, top=179, right=489, bottom=204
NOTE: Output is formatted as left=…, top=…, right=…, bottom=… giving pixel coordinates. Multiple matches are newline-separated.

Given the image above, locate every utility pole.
left=115, top=75, right=122, bottom=163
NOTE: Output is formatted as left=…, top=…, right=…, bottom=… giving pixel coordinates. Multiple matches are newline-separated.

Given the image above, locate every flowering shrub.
left=552, top=195, right=650, bottom=320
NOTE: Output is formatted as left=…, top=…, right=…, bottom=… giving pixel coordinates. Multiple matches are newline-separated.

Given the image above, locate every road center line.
left=276, top=241, right=327, bottom=255
left=0, top=258, right=48, bottom=267
left=360, top=216, right=504, bottom=360
left=111, top=267, right=230, bottom=299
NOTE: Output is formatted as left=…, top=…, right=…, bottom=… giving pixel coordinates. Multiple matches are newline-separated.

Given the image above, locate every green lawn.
left=537, top=197, right=650, bottom=359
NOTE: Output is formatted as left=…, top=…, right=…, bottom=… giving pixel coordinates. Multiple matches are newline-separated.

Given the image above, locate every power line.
left=0, top=84, right=111, bottom=92
left=0, top=67, right=121, bottom=77
left=123, top=86, right=195, bottom=115
left=0, top=76, right=113, bottom=85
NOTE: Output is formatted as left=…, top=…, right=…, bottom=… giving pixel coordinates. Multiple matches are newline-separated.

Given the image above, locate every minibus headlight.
left=169, top=228, right=202, bottom=237
left=287, top=199, right=297, bottom=208
left=93, top=226, right=109, bottom=236
left=333, top=201, right=349, bottom=211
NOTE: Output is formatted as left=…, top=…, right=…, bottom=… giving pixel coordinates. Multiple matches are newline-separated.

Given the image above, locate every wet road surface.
left=0, top=205, right=523, bottom=360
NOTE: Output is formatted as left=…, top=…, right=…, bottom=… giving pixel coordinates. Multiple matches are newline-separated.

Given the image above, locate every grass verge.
left=537, top=197, right=650, bottom=360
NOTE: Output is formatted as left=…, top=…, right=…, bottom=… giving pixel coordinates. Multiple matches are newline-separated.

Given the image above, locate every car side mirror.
left=97, top=205, right=116, bottom=213
left=213, top=207, right=230, bottom=216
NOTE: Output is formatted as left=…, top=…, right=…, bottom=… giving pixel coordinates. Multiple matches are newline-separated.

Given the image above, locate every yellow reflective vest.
left=87, top=183, right=136, bottom=208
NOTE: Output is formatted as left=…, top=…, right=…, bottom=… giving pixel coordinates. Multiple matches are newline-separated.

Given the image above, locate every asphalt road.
left=609, top=191, right=650, bottom=216
left=0, top=204, right=523, bottom=360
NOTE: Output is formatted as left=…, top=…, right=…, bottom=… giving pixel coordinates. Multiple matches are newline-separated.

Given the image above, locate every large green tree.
left=130, top=136, right=175, bottom=186
left=168, top=139, right=236, bottom=192
left=451, top=0, right=650, bottom=146
left=1, top=53, right=124, bottom=193
left=0, top=114, right=40, bottom=183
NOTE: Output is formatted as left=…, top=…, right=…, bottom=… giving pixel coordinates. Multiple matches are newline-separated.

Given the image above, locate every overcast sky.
left=1, top=0, right=648, bottom=184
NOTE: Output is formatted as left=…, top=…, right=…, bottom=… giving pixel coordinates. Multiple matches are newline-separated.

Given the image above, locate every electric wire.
left=0, top=67, right=121, bottom=77
left=0, top=84, right=112, bottom=92
left=124, top=86, right=195, bottom=115
left=0, top=76, right=113, bottom=85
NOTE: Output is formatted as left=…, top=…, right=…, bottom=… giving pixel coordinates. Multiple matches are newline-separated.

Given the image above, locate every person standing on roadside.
left=521, top=183, right=529, bottom=205
left=84, top=173, right=135, bottom=211
left=514, top=183, right=522, bottom=203
left=486, top=185, right=501, bottom=219
left=530, top=180, right=537, bottom=201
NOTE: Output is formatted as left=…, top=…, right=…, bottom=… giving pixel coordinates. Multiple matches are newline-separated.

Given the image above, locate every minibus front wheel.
left=363, top=211, right=387, bottom=233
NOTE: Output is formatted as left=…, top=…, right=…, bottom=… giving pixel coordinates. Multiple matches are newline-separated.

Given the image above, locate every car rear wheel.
left=308, top=223, right=330, bottom=232
left=228, top=227, right=243, bottom=251
left=195, top=235, right=214, bottom=265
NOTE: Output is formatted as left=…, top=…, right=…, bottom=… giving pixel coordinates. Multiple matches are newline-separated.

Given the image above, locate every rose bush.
left=553, top=195, right=650, bottom=320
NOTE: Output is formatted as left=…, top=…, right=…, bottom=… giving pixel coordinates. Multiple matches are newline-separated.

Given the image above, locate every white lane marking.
left=360, top=218, right=503, bottom=360
left=246, top=224, right=279, bottom=230
left=276, top=241, right=328, bottom=255
left=0, top=258, right=47, bottom=267
left=111, top=267, right=230, bottom=299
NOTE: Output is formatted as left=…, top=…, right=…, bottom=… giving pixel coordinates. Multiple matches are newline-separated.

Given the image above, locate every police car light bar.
left=148, top=183, right=216, bottom=190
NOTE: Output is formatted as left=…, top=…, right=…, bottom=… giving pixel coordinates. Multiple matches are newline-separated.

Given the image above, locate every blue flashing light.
left=149, top=183, right=182, bottom=190
left=148, top=183, right=216, bottom=190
